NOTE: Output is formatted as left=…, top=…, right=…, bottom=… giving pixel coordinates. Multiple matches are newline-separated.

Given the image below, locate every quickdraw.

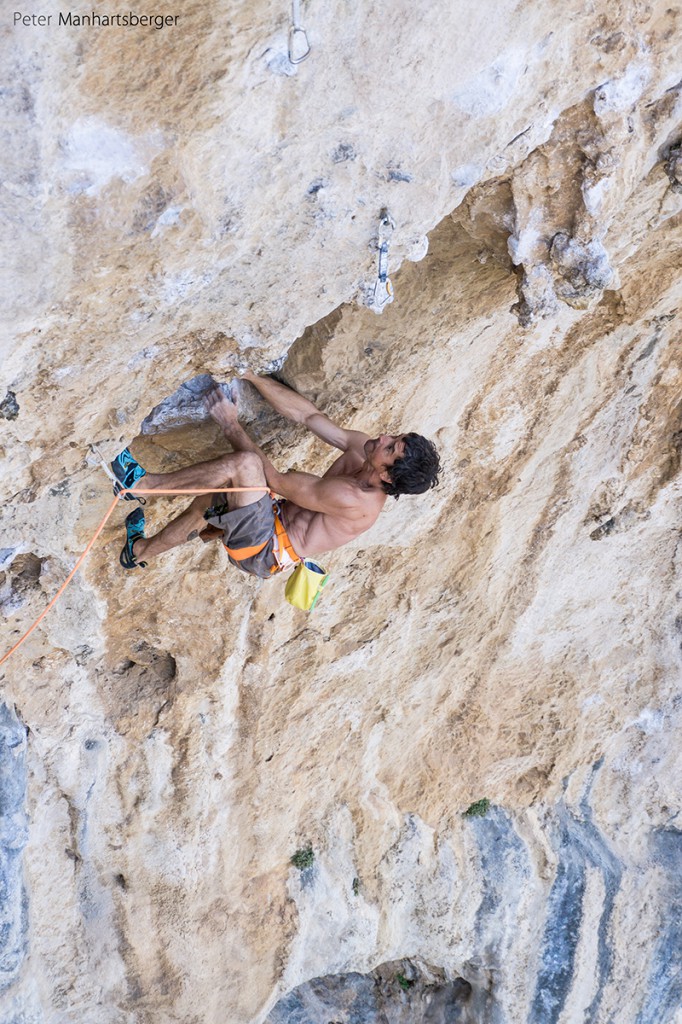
left=288, top=0, right=310, bottom=64
left=369, top=208, right=396, bottom=313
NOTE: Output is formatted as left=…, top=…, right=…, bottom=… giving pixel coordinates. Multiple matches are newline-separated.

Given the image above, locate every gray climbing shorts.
left=204, top=492, right=278, bottom=579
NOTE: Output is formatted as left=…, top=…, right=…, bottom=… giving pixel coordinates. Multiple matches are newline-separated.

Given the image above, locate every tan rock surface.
left=1, top=2, right=681, bottom=1022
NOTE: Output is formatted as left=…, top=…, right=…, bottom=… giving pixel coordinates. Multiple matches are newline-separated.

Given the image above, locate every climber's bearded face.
left=364, top=434, right=406, bottom=474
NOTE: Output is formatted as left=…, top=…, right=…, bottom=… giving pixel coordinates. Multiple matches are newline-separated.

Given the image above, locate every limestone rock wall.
left=1, top=1, right=681, bottom=1022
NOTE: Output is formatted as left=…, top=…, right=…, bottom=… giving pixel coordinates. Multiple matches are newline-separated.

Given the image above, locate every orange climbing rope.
left=0, top=485, right=270, bottom=670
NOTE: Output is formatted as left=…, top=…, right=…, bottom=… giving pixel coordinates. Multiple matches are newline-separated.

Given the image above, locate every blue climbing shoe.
left=111, top=447, right=146, bottom=503
left=120, top=508, right=147, bottom=570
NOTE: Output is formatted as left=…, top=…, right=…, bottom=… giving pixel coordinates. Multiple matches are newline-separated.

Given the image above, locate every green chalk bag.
left=285, top=559, right=329, bottom=611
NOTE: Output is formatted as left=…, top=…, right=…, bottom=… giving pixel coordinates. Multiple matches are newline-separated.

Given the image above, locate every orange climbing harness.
left=0, top=485, right=272, bottom=670
left=223, top=494, right=301, bottom=574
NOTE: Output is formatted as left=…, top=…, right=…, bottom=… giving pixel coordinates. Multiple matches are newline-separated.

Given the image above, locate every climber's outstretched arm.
left=241, top=371, right=369, bottom=453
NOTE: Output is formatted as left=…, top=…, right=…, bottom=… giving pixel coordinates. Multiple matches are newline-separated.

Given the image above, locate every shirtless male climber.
left=112, top=373, right=441, bottom=578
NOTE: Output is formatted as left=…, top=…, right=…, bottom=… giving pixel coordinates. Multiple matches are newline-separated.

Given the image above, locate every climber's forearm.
left=242, top=371, right=320, bottom=424
left=218, top=417, right=279, bottom=480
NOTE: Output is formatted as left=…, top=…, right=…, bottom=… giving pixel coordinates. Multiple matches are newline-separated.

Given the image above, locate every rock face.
left=1, top=1, right=682, bottom=1022
left=266, top=958, right=475, bottom=1023
left=0, top=703, right=28, bottom=994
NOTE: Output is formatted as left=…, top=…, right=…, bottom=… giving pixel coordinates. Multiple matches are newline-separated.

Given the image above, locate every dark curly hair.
left=383, top=432, right=441, bottom=499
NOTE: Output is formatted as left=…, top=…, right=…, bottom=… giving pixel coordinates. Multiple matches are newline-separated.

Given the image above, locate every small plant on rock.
left=352, top=876, right=360, bottom=896
left=396, top=973, right=414, bottom=991
left=463, top=798, right=490, bottom=818
left=290, top=845, right=314, bottom=870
